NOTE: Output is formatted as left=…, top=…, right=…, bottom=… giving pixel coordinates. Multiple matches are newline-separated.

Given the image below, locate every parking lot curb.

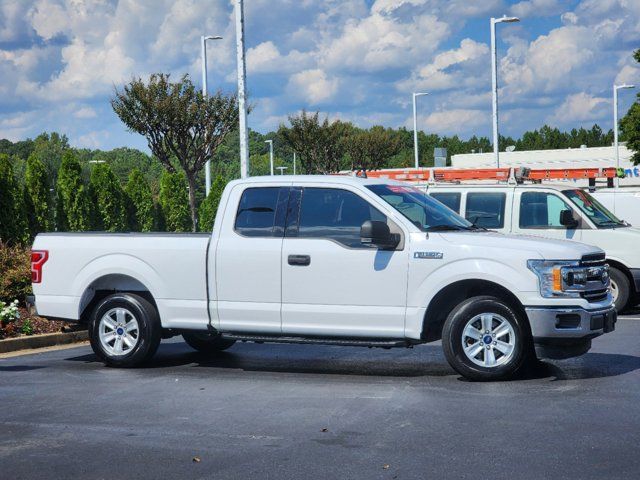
left=0, top=331, right=89, bottom=354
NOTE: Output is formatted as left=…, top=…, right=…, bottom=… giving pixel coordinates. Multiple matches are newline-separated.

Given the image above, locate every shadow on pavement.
left=0, top=365, right=46, bottom=372
left=64, top=342, right=640, bottom=381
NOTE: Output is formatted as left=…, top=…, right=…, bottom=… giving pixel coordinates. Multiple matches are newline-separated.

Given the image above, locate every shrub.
left=90, top=162, right=128, bottom=231
left=0, top=243, right=31, bottom=305
left=125, top=168, right=155, bottom=232
left=56, top=151, right=93, bottom=231
left=159, top=171, right=191, bottom=232
left=0, top=154, right=29, bottom=244
left=25, top=153, right=54, bottom=233
left=198, top=176, right=226, bottom=232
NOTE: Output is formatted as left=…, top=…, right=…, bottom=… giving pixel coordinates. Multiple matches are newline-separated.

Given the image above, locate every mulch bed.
left=0, top=307, right=71, bottom=340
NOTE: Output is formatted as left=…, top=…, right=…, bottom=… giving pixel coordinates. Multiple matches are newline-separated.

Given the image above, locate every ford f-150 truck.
left=31, top=176, right=616, bottom=381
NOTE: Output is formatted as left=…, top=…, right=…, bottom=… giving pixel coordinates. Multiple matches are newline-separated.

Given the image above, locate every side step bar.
left=221, top=333, right=415, bottom=349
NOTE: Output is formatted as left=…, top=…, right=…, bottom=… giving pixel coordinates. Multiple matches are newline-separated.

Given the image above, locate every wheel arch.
left=78, top=274, right=158, bottom=323
left=606, top=259, right=635, bottom=293
left=421, top=279, right=530, bottom=342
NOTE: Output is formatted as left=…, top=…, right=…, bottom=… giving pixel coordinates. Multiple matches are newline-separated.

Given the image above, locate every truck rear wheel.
left=182, top=332, right=236, bottom=353
left=442, top=296, right=530, bottom=381
left=609, top=266, right=630, bottom=313
left=88, top=293, right=161, bottom=367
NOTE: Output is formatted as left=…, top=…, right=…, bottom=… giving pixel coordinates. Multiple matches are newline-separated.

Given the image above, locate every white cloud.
left=421, top=109, right=488, bottom=135
left=510, top=0, right=566, bottom=18
left=548, top=92, right=609, bottom=124
left=287, top=69, right=339, bottom=104
left=74, top=106, right=97, bottom=119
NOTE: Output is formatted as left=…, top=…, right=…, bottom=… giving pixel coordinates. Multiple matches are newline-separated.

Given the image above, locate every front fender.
left=410, top=258, right=535, bottom=309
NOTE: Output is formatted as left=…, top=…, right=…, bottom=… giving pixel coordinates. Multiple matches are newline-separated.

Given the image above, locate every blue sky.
left=0, top=0, right=639, bottom=151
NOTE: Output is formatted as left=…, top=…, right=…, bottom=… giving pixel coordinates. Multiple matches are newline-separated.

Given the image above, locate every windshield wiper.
left=426, top=224, right=474, bottom=232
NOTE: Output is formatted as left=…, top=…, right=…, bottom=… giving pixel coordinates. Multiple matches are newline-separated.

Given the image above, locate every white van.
left=422, top=183, right=640, bottom=312
left=589, top=187, right=640, bottom=226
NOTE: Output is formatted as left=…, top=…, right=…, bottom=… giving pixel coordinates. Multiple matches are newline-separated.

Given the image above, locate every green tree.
left=125, top=168, right=155, bottom=232
left=25, top=154, right=54, bottom=233
left=0, top=154, right=29, bottom=244
left=198, top=176, right=226, bottom=232
left=344, top=126, right=401, bottom=171
left=620, top=49, right=640, bottom=165
left=112, top=73, right=239, bottom=231
left=279, top=110, right=352, bottom=173
left=159, top=170, right=190, bottom=232
left=90, top=163, right=128, bottom=232
left=56, top=151, right=93, bottom=231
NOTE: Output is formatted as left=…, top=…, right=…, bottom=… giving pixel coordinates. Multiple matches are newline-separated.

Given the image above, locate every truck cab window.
left=466, top=193, right=506, bottom=228
left=296, top=188, right=386, bottom=248
left=429, top=192, right=461, bottom=213
left=520, top=192, right=571, bottom=229
left=235, top=187, right=280, bottom=237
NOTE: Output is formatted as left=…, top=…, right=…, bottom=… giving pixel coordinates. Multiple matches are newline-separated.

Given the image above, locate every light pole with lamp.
left=265, top=140, right=274, bottom=175
left=412, top=92, right=428, bottom=169
left=201, top=34, right=222, bottom=196
left=490, top=15, right=519, bottom=168
left=614, top=83, right=636, bottom=187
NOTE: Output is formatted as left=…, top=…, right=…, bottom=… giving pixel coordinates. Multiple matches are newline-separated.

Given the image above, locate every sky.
left=0, top=0, right=639, bottom=152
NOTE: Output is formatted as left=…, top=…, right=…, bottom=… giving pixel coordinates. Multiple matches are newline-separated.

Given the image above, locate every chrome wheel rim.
left=610, top=279, right=619, bottom=303
left=461, top=313, right=516, bottom=368
left=99, top=308, right=140, bottom=356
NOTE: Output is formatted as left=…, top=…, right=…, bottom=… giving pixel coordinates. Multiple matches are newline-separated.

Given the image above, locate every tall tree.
left=620, top=49, right=640, bottom=165
left=56, top=151, right=93, bottom=231
left=278, top=110, right=351, bottom=174
left=111, top=73, right=239, bottom=231
left=90, top=163, right=128, bottom=232
left=0, top=154, right=28, bottom=244
left=198, top=175, right=226, bottom=232
left=25, top=154, right=54, bottom=233
left=159, top=171, right=191, bottom=232
left=344, top=126, right=402, bottom=171
left=125, top=168, right=155, bottom=232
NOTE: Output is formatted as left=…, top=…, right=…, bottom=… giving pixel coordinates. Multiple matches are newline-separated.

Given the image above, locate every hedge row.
left=0, top=152, right=226, bottom=245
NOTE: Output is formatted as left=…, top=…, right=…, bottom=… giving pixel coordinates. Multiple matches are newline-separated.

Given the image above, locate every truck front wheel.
left=182, top=332, right=236, bottom=353
left=442, top=296, right=530, bottom=381
left=88, top=293, right=162, bottom=367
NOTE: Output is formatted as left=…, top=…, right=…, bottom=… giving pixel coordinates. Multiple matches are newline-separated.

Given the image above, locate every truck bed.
left=32, top=232, right=211, bottom=327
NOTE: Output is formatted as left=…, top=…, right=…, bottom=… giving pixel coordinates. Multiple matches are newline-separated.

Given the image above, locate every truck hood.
left=438, top=231, right=601, bottom=260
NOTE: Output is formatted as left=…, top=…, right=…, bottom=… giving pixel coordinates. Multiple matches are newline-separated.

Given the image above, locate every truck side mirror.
left=360, top=220, right=400, bottom=250
left=560, top=209, right=579, bottom=228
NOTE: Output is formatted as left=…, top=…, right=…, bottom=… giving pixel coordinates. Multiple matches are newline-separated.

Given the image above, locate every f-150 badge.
left=414, top=251, right=443, bottom=259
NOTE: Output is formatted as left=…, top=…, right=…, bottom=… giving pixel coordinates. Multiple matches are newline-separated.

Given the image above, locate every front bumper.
left=525, top=305, right=616, bottom=359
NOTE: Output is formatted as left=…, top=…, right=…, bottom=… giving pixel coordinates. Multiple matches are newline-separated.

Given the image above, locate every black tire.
left=442, top=295, right=531, bottom=381
left=609, top=266, right=630, bottom=313
left=182, top=332, right=236, bottom=353
left=88, top=293, right=161, bottom=367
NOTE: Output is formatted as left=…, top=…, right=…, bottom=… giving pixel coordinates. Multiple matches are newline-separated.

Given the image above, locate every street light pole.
left=235, top=0, right=250, bottom=179
left=265, top=140, right=274, bottom=175
left=412, top=92, right=428, bottom=169
left=276, top=166, right=288, bottom=175
left=490, top=15, right=519, bottom=168
left=293, top=152, right=296, bottom=175
left=614, top=83, right=636, bottom=187
left=201, top=34, right=222, bottom=196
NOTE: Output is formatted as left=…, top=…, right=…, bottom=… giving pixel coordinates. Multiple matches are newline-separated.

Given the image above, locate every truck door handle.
left=288, top=254, right=311, bottom=266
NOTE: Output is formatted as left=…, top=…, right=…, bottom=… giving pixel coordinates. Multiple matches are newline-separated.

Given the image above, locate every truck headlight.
left=527, top=259, right=581, bottom=298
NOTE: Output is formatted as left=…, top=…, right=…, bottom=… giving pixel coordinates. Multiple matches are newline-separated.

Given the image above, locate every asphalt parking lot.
left=1, top=316, right=640, bottom=480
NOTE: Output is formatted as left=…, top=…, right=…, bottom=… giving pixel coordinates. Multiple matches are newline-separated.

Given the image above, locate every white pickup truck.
left=425, top=183, right=640, bottom=312
left=31, top=176, right=615, bottom=381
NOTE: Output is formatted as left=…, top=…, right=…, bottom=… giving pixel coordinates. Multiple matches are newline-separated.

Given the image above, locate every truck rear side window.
left=466, top=193, right=506, bottom=228
left=235, top=187, right=280, bottom=237
left=429, top=192, right=461, bottom=213
left=296, top=188, right=386, bottom=248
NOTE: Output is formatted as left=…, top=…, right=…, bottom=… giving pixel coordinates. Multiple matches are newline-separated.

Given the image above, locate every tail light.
left=31, top=250, right=49, bottom=283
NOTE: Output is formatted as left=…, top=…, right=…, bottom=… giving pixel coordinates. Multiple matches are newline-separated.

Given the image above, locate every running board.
left=221, top=333, right=414, bottom=349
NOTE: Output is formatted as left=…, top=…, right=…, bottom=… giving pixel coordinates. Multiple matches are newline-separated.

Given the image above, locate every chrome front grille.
left=579, top=253, right=609, bottom=303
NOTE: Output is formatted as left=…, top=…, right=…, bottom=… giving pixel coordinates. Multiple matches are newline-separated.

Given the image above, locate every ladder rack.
left=356, top=166, right=623, bottom=184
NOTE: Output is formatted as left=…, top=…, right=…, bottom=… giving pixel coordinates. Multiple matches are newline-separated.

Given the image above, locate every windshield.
left=563, top=189, right=627, bottom=229
left=367, top=184, right=476, bottom=232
